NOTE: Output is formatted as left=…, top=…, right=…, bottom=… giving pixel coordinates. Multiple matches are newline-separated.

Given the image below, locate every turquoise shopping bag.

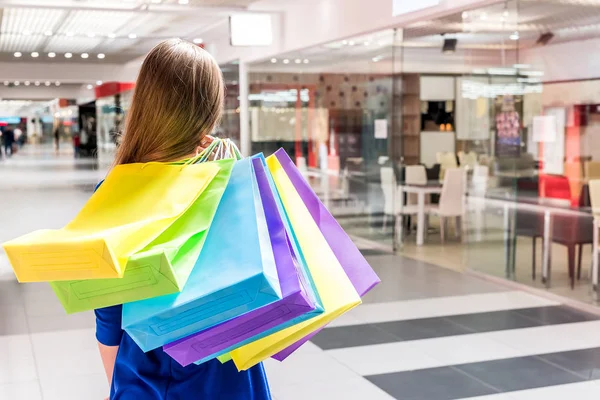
left=122, top=158, right=283, bottom=352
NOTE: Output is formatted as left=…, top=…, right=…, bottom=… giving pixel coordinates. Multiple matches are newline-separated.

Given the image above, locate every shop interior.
left=247, top=0, right=600, bottom=305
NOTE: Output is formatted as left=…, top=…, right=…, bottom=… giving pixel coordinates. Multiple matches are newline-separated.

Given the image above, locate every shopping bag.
left=164, top=155, right=323, bottom=366
left=3, top=162, right=219, bottom=282
left=50, top=159, right=235, bottom=314
left=122, top=157, right=282, bottom=352
left=228, top=154, right=361, bottom=371
left=271, top=148, right=380, bottom=361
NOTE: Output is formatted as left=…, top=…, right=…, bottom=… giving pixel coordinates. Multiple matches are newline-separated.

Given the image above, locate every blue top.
left=95, top=306, right=272, bottom=400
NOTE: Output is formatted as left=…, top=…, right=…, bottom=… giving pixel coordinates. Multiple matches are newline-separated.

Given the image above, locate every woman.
left=95, top=39, right=271, bottom=399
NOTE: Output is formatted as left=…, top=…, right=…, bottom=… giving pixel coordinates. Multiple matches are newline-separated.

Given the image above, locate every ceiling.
left=250, top=0, right=600, bottom=72
left=0, top=0, right=269, bottom=63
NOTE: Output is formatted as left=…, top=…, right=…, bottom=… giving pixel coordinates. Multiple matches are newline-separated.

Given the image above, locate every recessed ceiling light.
left=179, top=0, right=189, bottom=3
left=48, top=52, right=56, bottom=58
left=45, top=81, right=51, bottom=86
left=66, top=32, right=74, bottom=37
left=342, top=40, right=348, bottom=45
left=97, top=53, right=105, bottom=59
left=295, top=59, right=301, bottom=64
left=128, top=33, right=137, bottom=39
left=44, top=30, right=53, bottom=36
left=65, top=52, right=73, bottom=59
left=96, top=80, right=103, bottom=86
left=348, top=40, right=355, bottom=46
left=55, top=81, right=60, bottom=86
left=87, top=32, right=96, bottom=38
left=31, top=52, right=39, bottom=58
left=13, top=51, right=22, bottom=58
left=462, top=11, right=469, bottom=19
left=81, top=53, right=89, bottom=59
left=3, top=81, right=8, bottom=86
left=107, top=33, right=116, bottom=39
left=270, top=58, right=277, bottom=63
left=503, top=10, right=510, bottom=17
left=14, top=81, right=20, bottom=86
left=283, top=59, right=290, bottom=64
left=34, top=81, right=40, bottom=86
left=510, top=31, right=520, bottom=40
left=86, top=84, right=93, bottom=90
left=24, top=81, right=30, bottom=86
left=22, top=30, right=31, bottom=36
left=303, top=59, right=309, bottom=64
left=193, top=38, right=203, bottom=44
left=363, top=41, right=370, bottom=46
left=150, top=0, right=162, bottom=3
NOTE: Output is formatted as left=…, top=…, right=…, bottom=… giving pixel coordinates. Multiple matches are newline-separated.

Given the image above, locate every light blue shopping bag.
left=122, top=158, right=283, bottom=352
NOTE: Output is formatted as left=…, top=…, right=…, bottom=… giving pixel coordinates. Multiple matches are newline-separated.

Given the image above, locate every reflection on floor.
left=2, top=146, right=600, bottom=399
left=336, top=203, right=597, bottom=306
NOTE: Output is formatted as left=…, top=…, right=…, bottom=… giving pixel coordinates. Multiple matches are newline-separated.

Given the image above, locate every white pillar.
left=239, top=61, right=250, bottom=157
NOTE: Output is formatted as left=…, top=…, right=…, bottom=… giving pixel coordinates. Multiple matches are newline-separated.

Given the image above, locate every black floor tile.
left=359, top=249, right=392, bottom=256
left=446, top=310, right=541, bottom=333
left=366, top=367, right=499, bottom=400
left=513, top=305, right=599, bottom=325
left=311, top=305, right=598, bottom=350
left=310, top=324, right=399, bottom=350
left=456, top=356, right=583, bottom=392
left=538, top=347, right=600, bottom=380
left=375, top=318, right=473, bottom=341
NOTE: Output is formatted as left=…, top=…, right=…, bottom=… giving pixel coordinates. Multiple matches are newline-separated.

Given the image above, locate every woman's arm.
left=95, top=305, right=124, bottom=394
left=98, top=342, right=119, bottom=384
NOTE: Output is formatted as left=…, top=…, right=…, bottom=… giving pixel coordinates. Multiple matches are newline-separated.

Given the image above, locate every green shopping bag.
left=50, top=157, right=235, bottom=314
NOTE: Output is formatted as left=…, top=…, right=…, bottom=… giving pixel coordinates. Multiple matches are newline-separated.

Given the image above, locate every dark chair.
left=551, top=186, right=593, bottom=287
left=426, top=164, right=441, bottom=204
left=514, top=176, right=544, bottom=280
left=516, top=174, right=592, bottom=288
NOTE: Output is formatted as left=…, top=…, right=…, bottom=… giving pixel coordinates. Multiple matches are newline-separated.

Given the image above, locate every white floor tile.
left=326, top=342, right=440, bottom=376
left=461, top=380, right=600, bottom=400
left=0, top=334, right=38, bottom=384
left=40, top=373, right=108, bottom=400
left=270, top=375, right=395, bottom=400
left=327, top=320, right=600, bottom=376
left=265, top=346, right=360, bottom=388
left=30, top=328, right=105, bottom=383
left=486, top=320, right=600, bottom=355
left=0, top=304, right=28, bottom=335
left=0, top=381, right=43, bottom=399
left=505, top=380, right=600, bottom=400
left=327, top=291, right=559, bottom=327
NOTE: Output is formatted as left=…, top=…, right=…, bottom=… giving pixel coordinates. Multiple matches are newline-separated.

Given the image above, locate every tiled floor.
left=3, top=146, right=600, bottom=399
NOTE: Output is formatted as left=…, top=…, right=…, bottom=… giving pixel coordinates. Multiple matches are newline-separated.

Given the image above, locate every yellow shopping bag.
left=3, top=162, right=219, bottom=282
left=229, top=155, right=361, bottom=371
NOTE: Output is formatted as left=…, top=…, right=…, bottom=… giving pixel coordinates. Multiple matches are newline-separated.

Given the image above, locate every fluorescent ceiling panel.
left=229, top=14, right=273, bottom=46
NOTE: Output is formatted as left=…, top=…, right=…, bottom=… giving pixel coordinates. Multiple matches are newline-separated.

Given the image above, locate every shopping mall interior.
left=3, top=0, right=600, bottom=399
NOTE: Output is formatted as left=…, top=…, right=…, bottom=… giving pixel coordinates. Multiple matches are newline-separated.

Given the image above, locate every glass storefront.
left=96, top=90, right=133, bottom=167
left=244, top=0, right=600, bottom=305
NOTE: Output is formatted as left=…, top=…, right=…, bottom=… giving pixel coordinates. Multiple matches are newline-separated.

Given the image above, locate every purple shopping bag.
left=163, top=157, right=320, bottom=367
left=271, top=148, right=380, bottom=361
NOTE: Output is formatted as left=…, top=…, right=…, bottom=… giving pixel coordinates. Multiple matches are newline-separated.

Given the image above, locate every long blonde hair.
left=114, top=39, right=224, bottom=165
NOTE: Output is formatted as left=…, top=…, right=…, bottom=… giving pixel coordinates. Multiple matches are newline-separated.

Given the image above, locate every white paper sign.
left=374, top=119, right=388, bottom=139
left=532, top=115, right=557, bottom=143
left=393, top=0, right=440, bottom=16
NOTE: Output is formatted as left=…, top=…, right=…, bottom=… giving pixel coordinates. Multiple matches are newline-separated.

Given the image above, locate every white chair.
left=460, top=151, right=478, bottom=168
left=429, top=168, right=466, bottom=243
left=471, top=165, right=489, bottom=195
left=440, top=152, right=458, bottom=181
left=405, top=165, right=428, bottom=207
left=380, top=167, right=424, bottom=243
